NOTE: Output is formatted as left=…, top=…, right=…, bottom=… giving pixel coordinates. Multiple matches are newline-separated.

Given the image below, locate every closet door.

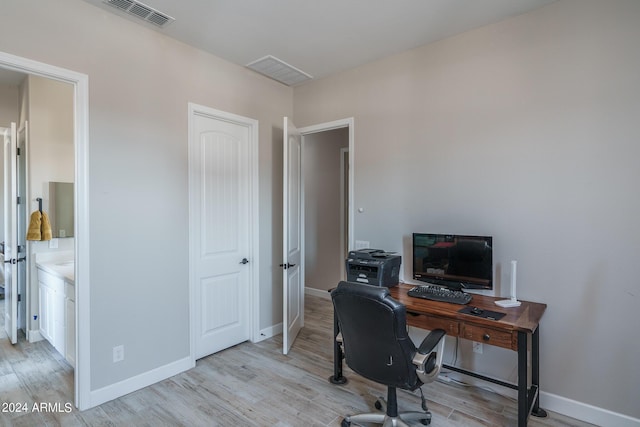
left=189, top=105, right=257, bottom=359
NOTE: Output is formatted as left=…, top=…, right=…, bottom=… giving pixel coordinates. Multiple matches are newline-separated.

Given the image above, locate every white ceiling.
left=1, top=1, right=557, bottom=86
left=80, top=0, right=557, bottom=85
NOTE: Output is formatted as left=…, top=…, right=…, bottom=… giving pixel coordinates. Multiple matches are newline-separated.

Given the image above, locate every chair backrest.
left=331, top=281, right=421, bottom=390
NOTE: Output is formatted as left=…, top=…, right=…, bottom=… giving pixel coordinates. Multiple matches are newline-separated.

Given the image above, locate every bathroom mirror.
left=49, top=182, right=74, bottom=238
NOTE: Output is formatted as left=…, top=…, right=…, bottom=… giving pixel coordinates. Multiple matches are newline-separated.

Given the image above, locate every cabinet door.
left=53, top=290, right=65, bottom=355
left=39, top=284, right=52, bottom=341
left=38, top=268, right=65, bottom=353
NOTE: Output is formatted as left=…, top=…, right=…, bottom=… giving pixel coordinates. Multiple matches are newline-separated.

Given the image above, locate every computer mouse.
left=470, top=307, right=483, bottom=315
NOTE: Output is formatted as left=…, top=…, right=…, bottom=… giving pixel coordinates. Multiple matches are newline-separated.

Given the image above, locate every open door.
left=282, top=117, right=303, bottom=354
left=3, top=123, right=18, bottom=344
left=16, top=124, right=28, bottom=333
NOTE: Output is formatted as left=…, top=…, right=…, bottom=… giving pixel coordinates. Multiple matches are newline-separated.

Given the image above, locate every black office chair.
left=331, top=281, right=446, bottom=426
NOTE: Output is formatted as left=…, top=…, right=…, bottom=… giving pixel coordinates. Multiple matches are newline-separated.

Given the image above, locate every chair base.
left=343, top=397, right=432, bottom=427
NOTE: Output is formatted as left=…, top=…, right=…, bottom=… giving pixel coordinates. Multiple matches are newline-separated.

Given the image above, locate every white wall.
left=0, top=0, right=292, bottom=396
left=304, top=128, right=349, bottom=291
left=23, top=75, right=75, bottom=193
left=0, top=83, right=19, bottom=128
left=294, top=0, right=640, bottom=421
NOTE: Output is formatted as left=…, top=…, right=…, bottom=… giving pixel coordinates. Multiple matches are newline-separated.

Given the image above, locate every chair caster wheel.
left=341, top=419, right=350, bottom=427
left=374, top=400, right=383, bottom=410
left=421, top=419, right=431, bottom=425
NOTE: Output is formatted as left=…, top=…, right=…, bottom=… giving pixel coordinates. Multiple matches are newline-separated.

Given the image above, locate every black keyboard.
left=407, top=285, right=472, bottom=305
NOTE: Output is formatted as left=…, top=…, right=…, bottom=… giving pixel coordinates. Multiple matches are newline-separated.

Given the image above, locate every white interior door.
left=16, top=124, right=27, bottom=333
left=3, top=123, right=18, bottom=344
left=190, top=107, right=254, bottom=359
left=282, top=117, right=303, bottom=354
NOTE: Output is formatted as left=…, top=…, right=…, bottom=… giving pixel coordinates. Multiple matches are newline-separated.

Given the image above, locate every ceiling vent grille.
left=246, top=55, right=313, bottom=86
left=103, top=0, right=174, bottom=27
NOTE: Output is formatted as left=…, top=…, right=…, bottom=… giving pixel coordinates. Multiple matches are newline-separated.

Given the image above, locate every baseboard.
left=89, top=356, right=193, bottom=408
left=440, top=368, right=638, bottom=425
left=540, top=392, right=639, bottom=427
left=448, top=377, right=639, bottom=426
left=305, top=286, right=331, bottom=300
left=256, top=322, right=282, bottom=342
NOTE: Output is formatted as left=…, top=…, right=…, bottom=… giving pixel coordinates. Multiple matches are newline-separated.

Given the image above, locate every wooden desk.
left=329, top=283, right=548, bottom=427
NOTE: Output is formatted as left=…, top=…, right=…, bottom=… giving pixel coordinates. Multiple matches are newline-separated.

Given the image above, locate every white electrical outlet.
left=473, top=342, right=483, bottom=354
left=113, top=345, right=125, bottom=363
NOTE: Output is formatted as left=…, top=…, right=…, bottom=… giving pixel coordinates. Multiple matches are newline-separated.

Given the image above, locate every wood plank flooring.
left=0, top=295, right=596, bottom=426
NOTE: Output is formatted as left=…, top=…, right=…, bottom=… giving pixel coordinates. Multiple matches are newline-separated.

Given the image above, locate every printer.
left=345, top=249, right=401, bottom=288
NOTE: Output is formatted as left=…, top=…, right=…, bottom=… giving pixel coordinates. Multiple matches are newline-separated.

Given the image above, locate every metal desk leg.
left=517, top=331, right=528, bottom=427
left=531, top=326, right=547, bottom=418
left=329, top=309, right=347, bottom=384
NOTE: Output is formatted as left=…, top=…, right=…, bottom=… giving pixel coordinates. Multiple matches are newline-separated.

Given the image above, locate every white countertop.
left=37, top=260, right=75, bottom=285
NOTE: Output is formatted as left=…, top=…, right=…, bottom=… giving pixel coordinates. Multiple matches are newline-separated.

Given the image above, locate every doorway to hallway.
left=280, top=117, right=354, bottom=353
left=303, top=127, right=349, bottom=294
left=300, top=119, right=354, bottom=301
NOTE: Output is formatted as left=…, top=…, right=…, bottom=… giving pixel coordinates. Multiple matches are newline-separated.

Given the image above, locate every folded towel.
left=26, top=211, right=42, bottom=241
left=26, top=210, right=53, bottom=241
left=41, top=211, right=52, bottom=241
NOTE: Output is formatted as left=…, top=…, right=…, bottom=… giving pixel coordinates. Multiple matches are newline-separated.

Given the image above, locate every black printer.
left=345, top=249, right=401, bottom=287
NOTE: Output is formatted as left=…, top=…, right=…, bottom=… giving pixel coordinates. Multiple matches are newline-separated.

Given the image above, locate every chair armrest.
left=413, top=329, right=446, bottom=384
left=417, top=329, right=446, bottom=355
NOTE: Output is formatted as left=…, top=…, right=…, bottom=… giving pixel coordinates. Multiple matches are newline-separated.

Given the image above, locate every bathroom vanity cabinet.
left=37, top=262, right=75, bottom=367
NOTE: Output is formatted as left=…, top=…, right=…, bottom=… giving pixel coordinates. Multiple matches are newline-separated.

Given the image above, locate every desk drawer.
left=407, top=312, right=459, bottom=336
left=462, top=324, right=516, bottom=350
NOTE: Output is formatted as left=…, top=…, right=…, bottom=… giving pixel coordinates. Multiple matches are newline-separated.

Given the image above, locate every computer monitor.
left=412, top=233, right=493, bottom=290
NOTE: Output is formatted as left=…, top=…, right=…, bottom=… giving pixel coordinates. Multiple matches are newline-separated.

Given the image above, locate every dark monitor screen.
left=412, top=233, right=493, bottom=290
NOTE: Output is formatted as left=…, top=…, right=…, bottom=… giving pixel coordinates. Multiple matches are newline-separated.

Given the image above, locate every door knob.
left=239, top=258, right=249, bottom=265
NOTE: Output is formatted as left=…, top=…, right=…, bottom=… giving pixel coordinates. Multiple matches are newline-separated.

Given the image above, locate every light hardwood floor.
left=0, top=294, right=595, bottom=426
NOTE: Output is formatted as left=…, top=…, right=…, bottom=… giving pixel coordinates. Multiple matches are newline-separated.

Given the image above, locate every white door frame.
left=298, top=118, right=355, bottom=267
left=339, top=146, right=349, bottom=279
left=0, top=51, right=90, bottom=410
left=187, top=103, right=260, bottom=363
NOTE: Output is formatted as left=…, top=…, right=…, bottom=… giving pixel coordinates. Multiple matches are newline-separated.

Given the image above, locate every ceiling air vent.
left=103, top=0, right=174, bottom=28
left=246, top=55, right=313, bottom=86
